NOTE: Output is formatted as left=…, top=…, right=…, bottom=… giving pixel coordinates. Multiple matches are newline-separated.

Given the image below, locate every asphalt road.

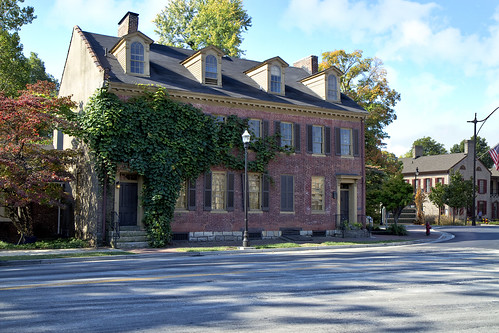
left=0, top=226, right=498, bottom=332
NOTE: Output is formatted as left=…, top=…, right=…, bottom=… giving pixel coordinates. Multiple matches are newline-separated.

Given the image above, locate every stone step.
left=117, top=230, right=147, bottom=237
left=116, top=235, right=148, bottom=242
left=114, top=241, right=149, bottom=249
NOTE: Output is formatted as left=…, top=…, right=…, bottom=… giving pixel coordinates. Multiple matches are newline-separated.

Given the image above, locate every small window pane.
left=328, top=75, right=338, bottom=100
left=130, top=42, right=144, bottom=74
left=249, top=174, right=261, bottom=210
left=212, top=173, right=226, bottom=210
left=280, top=122, right=293, bottom=147
left=312, top=125, right=323, bottom=154
left=270, top=66, right=281, bottom=93
left=311, top=177, right=324, bottom=211
left=205, top=55, right=217, bottom=79
left=248, top=119, right=261, bottom=139
left=340, top=128, right=352, bottom=155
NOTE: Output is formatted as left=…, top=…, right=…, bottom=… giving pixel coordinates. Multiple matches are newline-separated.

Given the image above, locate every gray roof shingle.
left=400, top=153, right=467, bottom=174
left=82, top=30, right=367, bottom=114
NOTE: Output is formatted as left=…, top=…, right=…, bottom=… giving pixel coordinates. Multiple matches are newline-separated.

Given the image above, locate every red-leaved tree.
left=0, top=81, right=77, bottom=242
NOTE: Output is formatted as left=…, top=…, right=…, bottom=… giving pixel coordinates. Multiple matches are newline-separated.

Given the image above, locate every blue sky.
left=19, top=0, right=499, bottom=157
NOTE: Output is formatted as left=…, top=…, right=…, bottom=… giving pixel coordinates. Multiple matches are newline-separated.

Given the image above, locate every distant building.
left=401, top=141, right=499, bottom=221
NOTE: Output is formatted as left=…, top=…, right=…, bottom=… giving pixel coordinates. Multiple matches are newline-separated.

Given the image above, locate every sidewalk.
left=0, top=225, right=453, bottom=264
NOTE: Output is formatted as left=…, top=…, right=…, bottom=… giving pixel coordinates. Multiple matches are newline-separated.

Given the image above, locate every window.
left=478, top=201, right=487, bottom=215
left=436, top=177, right=444, bottom=184
left=478, top=179, right=487, bottom=194
left=312, top=125, right=324, bottom=154
left=212, top=172, right=226, bottom=210
left=205, top=55, right=218, bottom=84
left=424, top=178, right=432, bottom=193
left=204, top=173, right=234, bottom=211
left=280, top=122, right=293, bottom=147
left=270, top=65, right=281, bottom=93
left=281, top=175, right=294, bottom=212
left=335, top=127, right=359, bottom=156
left=248, top=119, right=261, bottom=139
left=311, top=176, right=325, bottom=212
left=249, top=174, right=261, bottom=210
left=340, top=128, right=352, bottom=155
left=130, top=42, right=144, bottom=74
left=176, top=181, right=188, bottom=210
left=327, top=75, right=338, bottom=101
left=214, top=115, right=225, bottom=123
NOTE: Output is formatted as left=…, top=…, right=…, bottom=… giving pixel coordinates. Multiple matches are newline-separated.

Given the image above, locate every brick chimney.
left=464, top=140, right=474, bottom=156
left=413, top=145, right=423, bottom=159
left=118, top=12, right=139, bottom=37
left=293, top=55, right=318, bottom=75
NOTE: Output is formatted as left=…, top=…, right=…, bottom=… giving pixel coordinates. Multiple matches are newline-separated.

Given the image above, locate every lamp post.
left=242, top=130, right=251, bottom=247
left=468, top=107, right=499, bottom=226
left=414, top=167, right=419, bottom=194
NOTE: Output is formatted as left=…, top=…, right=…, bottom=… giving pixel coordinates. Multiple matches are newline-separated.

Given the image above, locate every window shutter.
left=263, top=120, right=269, bottom=138
left=335, top=127, right=341, bottom=156
left=325, top=126, right=331, bottom=155
left=188, top=179, right=196, bottom=211
left=262, top=174, right=270, bottom=211
left=204, top=173, right=212, bottom=211
left=484, top=180, right=488, bottom=194
left=306, top=124, right=313, bottom=153
left=274, top=121, right=281, bottom=146
left=353, top=128, right=360, bottom=156
left=294, top=123, right=300, bottom=153
left=227, top=173, right=234, bottom=211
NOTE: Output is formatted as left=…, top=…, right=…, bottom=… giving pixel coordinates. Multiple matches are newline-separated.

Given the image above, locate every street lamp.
left=468, top=107, right=499, bottom=226
left=242, top=130, right=251, bottom=247
left=414, top=167, right=419, bottom=194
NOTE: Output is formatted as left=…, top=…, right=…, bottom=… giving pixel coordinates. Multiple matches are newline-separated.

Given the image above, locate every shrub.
left=387, top=223, right=408, bottom=236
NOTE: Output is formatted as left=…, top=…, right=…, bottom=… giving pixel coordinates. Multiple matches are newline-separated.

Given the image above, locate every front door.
left=340, top=186, right=350, bottom=222
left=119, top=182, right=138, bottom=226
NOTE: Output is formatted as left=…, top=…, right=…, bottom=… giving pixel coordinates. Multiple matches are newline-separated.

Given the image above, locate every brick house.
left=401, top=141, right=498, bottom=221
left=57, top=12, right=368, bottom=245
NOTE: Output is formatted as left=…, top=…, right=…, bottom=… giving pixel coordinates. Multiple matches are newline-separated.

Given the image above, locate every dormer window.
left=205, top=54, right=218, bottom=85
left=130, top=42, right=145, bottom=74
left=244, top=57, right=288, bottom=95
left=270, top=66, right=281, bottom=93
left=327, top=74, right=338, bottom=101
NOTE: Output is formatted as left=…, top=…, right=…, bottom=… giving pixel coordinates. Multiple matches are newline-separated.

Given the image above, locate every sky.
left=18, top=0, right=499, bottom=157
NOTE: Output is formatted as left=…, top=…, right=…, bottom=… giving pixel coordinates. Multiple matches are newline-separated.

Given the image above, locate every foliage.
left=386, top=223, right=408, bottom=236
left=428, top=182, right=446, bottom=225
left=0, top=81, right=77, bottom=241
left=154, top=0, right=252, bottom=57
left=0, top=1, right=56, bottom=96
left=319, top=50, right=400, bottom=165
left=0, top=0, right=35, bottom=32
left=79, top=87, right=285, bottom=247
left=414, top=188, right=425, bottom=224
left=403, top=136, right=447, bottom=157
left=443, top=171, right=473, bottom=223
left=0, top=237, right=89, bottom=249
left=378, top=173, right=414, bottom=225
left=450, top=136, right=493, bottom=169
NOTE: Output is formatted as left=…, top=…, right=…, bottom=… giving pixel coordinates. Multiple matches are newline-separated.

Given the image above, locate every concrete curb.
left=0, top=229, right=454, bottom=267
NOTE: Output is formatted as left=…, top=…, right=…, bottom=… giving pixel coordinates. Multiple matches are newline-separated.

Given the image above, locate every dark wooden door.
left=340, top=190, right=349, bottom=222
left=119, top=182, right=138, bottom=226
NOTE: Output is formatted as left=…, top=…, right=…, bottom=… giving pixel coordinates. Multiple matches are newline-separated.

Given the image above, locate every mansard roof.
left=81, top=30, right=366, bottom=114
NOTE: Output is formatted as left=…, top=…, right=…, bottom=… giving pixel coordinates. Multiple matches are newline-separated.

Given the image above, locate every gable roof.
left=400, top=153, right=467, bottom=174
left=79, top=30, right=367, bottom=115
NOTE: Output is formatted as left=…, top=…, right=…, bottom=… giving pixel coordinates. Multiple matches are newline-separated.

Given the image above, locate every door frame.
left=114, top=172, right=144, bottom=229
left=335, top=175, right=362, bottom=225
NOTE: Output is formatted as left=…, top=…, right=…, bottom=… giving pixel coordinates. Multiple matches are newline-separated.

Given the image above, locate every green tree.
left=450, top=136, right=493, bottom=169
left=154, top=0, right=251, bottom=57
left=319, top=50, right=401, bottom=165
left=403, top=136, right=447, bottom=157
left=0, top=0, right=35, bottom=31
left=378, top=173, right=413, bottom=225
left=428, top=182, right=446, bottom=225
left=443, top=171, right=473, bottom=224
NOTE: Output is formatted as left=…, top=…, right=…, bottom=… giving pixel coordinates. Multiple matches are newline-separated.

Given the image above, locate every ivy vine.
left=79, top=87, right=286, bottom=247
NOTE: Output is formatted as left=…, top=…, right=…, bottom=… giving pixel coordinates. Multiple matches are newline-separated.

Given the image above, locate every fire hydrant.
left=425, top=222, right=431, bottom=236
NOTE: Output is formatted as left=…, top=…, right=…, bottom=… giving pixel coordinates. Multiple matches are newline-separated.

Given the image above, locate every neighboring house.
left=57, top=12, right=368, bottom=245
left=400, top=141, right=493, bottom=221
left=491, top=168, right=499, bottom=220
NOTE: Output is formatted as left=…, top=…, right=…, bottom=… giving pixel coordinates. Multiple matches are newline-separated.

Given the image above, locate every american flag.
left=490, top=144, right=499, bottom=170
